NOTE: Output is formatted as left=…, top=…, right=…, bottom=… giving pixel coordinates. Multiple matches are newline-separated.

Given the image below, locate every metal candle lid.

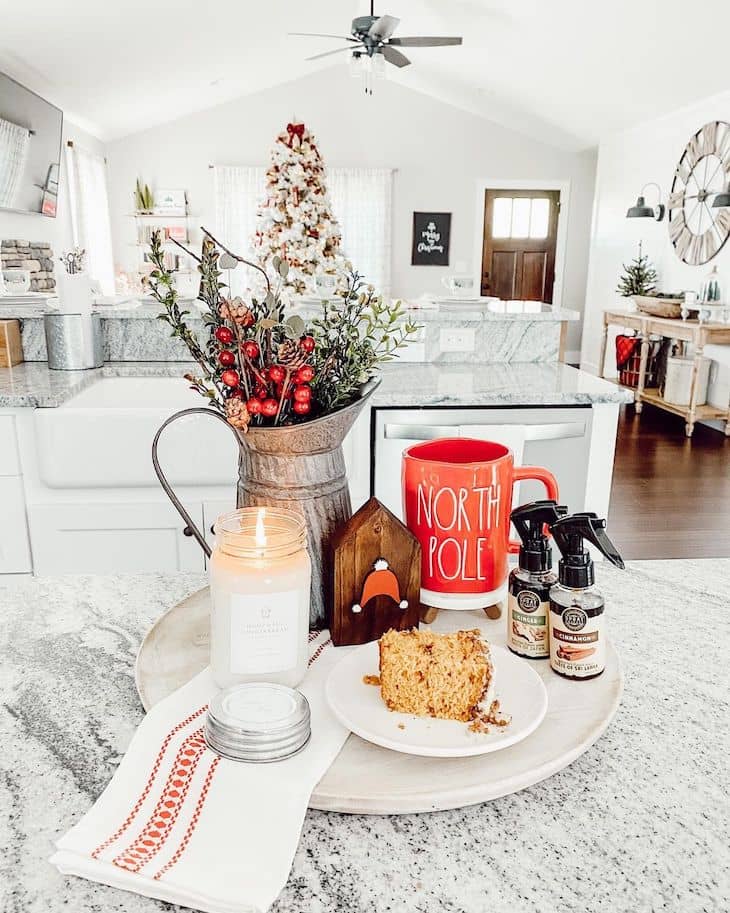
left=205, top=683, right=311, bottom=763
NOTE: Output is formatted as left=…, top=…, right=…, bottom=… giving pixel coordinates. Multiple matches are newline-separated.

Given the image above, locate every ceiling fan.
left=289, top=1, right=463, bottom=71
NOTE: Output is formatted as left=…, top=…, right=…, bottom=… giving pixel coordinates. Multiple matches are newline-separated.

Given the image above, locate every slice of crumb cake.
left=378, top=628, right=495, bottom=723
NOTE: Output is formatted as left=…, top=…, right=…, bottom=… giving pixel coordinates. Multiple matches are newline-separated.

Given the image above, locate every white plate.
left=325, top=641, right=547, bottom=758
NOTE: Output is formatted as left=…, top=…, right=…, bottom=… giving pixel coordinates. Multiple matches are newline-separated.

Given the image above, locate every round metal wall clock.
left=667, top=120, right=730, bottom=265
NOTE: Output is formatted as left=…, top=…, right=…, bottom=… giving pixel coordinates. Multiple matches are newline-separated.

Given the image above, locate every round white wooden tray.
left=136, top=588, right=623, bottom=815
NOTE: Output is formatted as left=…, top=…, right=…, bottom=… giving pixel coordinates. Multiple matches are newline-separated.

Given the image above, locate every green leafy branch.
left=147, top=231, right=226, bottom=412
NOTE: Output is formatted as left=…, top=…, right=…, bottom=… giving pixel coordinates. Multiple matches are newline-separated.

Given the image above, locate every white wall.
left=581, top=90, right=730, bottom=417
left=0, top=119, right=105, bottom=261
left=106, top=68, right=596, bottom=357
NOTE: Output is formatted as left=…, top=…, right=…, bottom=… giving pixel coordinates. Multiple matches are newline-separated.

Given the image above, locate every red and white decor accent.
left=51, top=630, right=345, bottom=913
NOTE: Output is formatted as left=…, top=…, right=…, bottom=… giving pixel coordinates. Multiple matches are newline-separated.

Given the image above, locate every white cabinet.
left=0, top=416, right=21, bottom=475
left=27, top=500, right=206, bottom=574
left=0, top=477, right=33, bottom=572
left=342, top=407, right=371, bottom=512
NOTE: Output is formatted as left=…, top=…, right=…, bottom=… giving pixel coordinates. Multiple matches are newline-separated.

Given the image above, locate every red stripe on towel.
left=153, top=754, right=221, bottom=881
left=308, top=637, right=331, bottom=666
left=112, top=729, right=207, bottom=873
left=92, top=704, right=208, bottom=859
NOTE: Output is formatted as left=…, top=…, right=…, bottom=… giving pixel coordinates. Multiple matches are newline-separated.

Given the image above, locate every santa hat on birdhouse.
left=352, top=558, right=408, bottom=614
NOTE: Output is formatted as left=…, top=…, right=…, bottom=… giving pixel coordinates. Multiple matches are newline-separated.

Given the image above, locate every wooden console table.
left=598, top=308, right=730, bottom=437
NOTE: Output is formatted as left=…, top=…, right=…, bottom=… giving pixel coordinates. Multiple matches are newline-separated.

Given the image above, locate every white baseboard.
left=564, top=349, right=582, bottom=365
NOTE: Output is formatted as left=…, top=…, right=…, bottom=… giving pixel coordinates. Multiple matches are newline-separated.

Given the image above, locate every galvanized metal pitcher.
left=152, top=379, right=379, bottom=628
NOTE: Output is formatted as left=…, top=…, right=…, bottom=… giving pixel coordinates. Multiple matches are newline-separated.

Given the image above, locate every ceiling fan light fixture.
left=349, top=51, right=365, bottom=78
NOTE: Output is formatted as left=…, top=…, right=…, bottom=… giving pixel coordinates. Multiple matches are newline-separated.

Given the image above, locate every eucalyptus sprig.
left=309, top=272, right=420, bottom=413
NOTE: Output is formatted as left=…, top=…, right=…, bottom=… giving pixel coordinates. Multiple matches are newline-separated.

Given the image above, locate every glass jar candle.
left=209, top=507, right=311, bottom=689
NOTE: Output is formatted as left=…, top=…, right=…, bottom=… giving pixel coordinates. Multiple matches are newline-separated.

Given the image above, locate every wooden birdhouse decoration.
left=329, top=497, right=421, bottom=646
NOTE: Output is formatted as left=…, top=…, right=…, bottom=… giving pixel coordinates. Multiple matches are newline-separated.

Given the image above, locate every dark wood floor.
left=608, top=403, right=730, bottom=559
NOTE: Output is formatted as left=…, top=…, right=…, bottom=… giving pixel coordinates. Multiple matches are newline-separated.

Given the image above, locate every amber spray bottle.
left=507, top=500, right=568, bottom=659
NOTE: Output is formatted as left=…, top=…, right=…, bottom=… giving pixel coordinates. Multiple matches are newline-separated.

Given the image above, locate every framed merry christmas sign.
left=411, top=212, right=451, bottom=266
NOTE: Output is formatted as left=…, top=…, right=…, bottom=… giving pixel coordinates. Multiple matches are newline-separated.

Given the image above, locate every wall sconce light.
left=712, top=182, right=730, bottom=208
left=626, top=182, right=665, bottom=221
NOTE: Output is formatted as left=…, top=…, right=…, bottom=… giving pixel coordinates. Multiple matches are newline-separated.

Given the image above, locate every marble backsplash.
left=16, top=305, right=564, bottom=363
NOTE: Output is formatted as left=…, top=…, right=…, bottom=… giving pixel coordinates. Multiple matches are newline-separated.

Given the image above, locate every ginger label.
left=507, top=589, right=550, bottom=659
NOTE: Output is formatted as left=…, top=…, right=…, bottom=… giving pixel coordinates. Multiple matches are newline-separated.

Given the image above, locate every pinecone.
left=225, top=397, right=250, bottom=431
left=277, top=339, right=301, bottom=366
left=220, top=296, right=254, bottom=327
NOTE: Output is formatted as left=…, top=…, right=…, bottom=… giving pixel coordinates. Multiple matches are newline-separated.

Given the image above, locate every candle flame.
left=255, top=507, right=267, bottom=548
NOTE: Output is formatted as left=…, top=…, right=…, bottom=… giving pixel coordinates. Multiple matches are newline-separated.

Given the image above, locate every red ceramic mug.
left=402, top=438, right=558, bottom=610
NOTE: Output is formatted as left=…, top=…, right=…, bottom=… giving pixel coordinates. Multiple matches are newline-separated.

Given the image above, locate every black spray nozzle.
left=510, top=500, right=569, bottom=572
left=550, top=512, right=624, bottom=588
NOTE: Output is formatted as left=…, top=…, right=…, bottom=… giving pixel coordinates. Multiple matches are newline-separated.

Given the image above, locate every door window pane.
left=529, top=198, right=550, bottom=238
left=511, top=198, right=530, bottom=238
left=492, top=197, right=512, bottom=238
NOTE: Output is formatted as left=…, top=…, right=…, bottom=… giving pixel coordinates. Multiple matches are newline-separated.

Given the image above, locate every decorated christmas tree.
left=253, top=121, right=347, bottom=294
left=616, top=242, right=657, bottom=297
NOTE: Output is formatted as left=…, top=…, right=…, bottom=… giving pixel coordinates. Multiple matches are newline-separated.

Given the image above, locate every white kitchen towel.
left=51, top=630, right=347, bottom=913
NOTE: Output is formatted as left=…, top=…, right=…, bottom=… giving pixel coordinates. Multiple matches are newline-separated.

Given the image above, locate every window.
left=491, top=196, right=551, bottom=240
left=213, top=165, right=393, bottom=296
left=65, top=143, right=115, bottom=295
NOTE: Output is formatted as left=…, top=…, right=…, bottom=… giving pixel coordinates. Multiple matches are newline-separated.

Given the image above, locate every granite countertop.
left=0, top=300, right=580, bottom=323
left=0, top=361, right=632, bottom=409
left=1, top=559, right=727, bottom=913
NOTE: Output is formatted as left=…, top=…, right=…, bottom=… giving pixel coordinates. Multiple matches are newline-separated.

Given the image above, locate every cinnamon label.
left=507, top=588, right=550, bottom=659
left=549, top=604, right=605, bottom=678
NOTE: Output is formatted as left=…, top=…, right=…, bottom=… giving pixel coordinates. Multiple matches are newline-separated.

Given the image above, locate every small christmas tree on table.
left=254, top=121, right=347, bottom=294
left=616, top=242, right=657, bottom=297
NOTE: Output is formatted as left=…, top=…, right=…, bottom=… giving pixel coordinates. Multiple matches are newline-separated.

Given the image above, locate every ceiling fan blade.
left=381, top=45, right=411, bottom=68
left=305, top=46, right=358, bottom=61
left=369, top=14, right=400, bottom=41
left=289, top=32, right=358, bottom=42
left=388, top=36, right=463, bottom=47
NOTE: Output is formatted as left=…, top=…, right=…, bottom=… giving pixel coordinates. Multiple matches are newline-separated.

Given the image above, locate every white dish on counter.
left=325, top=641, right=547, bottom=758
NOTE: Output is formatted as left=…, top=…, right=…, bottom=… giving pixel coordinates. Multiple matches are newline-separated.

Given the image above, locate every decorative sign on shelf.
left=329, top=497, right=421, bottom=646
left=411, top=212, right=451, bottom=266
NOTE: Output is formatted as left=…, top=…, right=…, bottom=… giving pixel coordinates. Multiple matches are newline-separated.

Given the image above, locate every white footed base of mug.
left=420, top=583, right=508, bottom=611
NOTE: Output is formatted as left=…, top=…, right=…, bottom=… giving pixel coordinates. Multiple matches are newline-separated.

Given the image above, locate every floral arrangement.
left=147, top=229, right=419, bottom=431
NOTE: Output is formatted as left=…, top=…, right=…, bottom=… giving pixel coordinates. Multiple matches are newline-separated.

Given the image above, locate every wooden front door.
left=481, top=189, right=560, bottom=301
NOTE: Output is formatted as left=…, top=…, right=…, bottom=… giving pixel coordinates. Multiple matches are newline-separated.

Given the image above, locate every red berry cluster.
left=214, top=324, right=317, bottom=425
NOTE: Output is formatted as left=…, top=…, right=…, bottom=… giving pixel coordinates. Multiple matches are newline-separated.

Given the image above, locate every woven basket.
left=632, top=295, right=683, bottom=319
left=616, top=335, right=667, bottom=388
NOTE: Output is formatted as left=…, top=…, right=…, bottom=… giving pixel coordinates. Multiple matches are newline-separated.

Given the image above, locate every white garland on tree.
left=253, top=121, right=347, bottom=294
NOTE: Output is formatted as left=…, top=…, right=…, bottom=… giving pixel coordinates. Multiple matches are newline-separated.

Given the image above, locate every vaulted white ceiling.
left=1, top=0, right=728, bottom=148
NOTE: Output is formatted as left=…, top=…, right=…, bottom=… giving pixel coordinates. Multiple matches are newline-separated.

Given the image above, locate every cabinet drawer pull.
left=384, top=424, right=456, bottom=440
left=383, top=422, right=585, bottom=442
left=183, top=525, right=194, bottom=537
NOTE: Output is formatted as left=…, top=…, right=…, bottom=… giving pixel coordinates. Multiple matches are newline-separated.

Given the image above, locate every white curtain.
left=328, top=168, right=393, bottom=295
left=213, top=165, right=393, bottom=296
left=0, top=117, right=31, bottom=208
left=65, top=143, right=115, bottom=295
left=213, top=165, right=265, bottom=295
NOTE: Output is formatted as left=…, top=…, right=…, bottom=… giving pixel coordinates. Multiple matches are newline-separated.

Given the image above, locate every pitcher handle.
left=507, top=466, right=559, bottom=554
left=152, top=407, right=239, bottom=558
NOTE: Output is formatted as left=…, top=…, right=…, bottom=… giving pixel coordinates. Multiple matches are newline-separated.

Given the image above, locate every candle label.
left=229, top=590, right=299, bottom=674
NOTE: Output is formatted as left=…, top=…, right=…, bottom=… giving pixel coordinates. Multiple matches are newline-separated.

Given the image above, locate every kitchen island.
left=1, top=559, right=726, bottom=913
left=0, top=361, right=630, bottom=577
